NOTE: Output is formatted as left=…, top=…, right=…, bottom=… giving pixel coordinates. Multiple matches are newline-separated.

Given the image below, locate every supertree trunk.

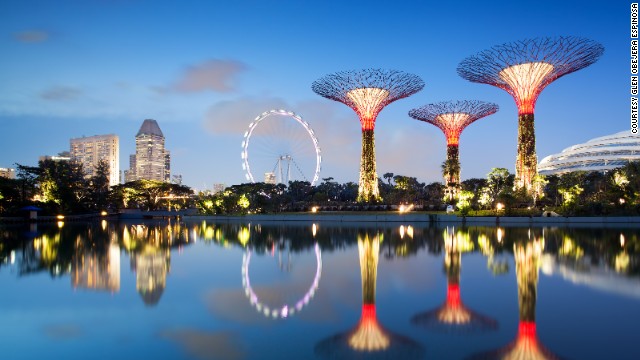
left=358, top=231, right=379, bottom=305
left=357, top=129, right=381, bottom=203
left=515, top=241, right=540, bottom=322
left=445, top=144, right=460, bottom=199
left=516, top=113, right=537, bottom=190
left=446, top=144, right=460, bottom=185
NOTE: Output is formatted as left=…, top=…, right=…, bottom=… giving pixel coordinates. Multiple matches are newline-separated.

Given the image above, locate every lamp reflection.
left=315, top=231, right=423, bottom=359
left=412, top=227, right=497, bottom=332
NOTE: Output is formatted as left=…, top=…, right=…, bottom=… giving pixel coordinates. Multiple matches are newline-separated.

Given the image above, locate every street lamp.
left=496, top=202, right=504, bottom=216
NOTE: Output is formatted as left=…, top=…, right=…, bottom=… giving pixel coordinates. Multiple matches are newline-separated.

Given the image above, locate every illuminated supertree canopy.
left=409, top=100, right=498, bottom=192
left=315, top=231, right=424, bottom=359
left=457, top=36, right=604, bottom=190
left=312, top=69, right=424, bottom=203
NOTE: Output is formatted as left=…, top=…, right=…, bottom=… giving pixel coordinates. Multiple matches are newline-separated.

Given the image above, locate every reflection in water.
left=478, top=229, right=510, bottom=275
left=616, top=233, right=629, bottom=273
left=471, top=230, right=559, bottom=360
left=123, top=222, right=184, bottom=306
left=132, top=247, right=170, bottom=306
left=242, top=241, right=322, bottom=319
left=161, top=329, right=245, bottom=360
left=315, top=231, right=424, bottom=359
left=1, top=222, right=640, bottom=359
left=412, top=227, right=497, bottom=332
left=72, top=241, right=120, bottom=292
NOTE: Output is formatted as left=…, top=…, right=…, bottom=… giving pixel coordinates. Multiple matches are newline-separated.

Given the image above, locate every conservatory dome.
left=538, top=131, right=640, bottom=175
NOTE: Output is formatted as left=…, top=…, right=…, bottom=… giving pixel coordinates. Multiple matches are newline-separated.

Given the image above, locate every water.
left=1, top=219, right=639, bottom=360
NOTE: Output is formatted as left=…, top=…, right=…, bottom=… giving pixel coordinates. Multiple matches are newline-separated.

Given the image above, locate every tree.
left=383, top=172, right=394, bottom=186
left=16, top=160, right=88, bottom=213
left=89, top=159, right=111, bottom=211
left=392, top=175, right=425, bottom=204
left=482, top=168, right=513, bottom=208
left=0, top=177, right=21, bottom=214
left=287, top=180, right=313, bottom=203
left=424, top=182, right=445, bottom=209
left=15, top=163, right=39, bottom=204
left=456, top=190, right=474, bottom=216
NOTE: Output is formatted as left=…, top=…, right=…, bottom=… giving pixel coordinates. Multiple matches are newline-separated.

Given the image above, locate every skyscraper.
left=0, top=167, right=16, bottom=179
left=124, top=154, right=137, bottom=183
left=70, top=134, right=120, bottom=187
left=128, top=119, right=170, bottom=182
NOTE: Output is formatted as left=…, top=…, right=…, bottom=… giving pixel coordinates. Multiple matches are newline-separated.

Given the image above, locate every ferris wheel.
left=242, top=109, right=322, bottom=186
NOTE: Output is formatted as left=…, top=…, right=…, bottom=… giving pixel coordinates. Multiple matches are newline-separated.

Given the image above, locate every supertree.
left=411, top=227, right=498, bottom=332
left=315, top=231, right=424, bottom=359
left=312, top=69, right=424, bottom=202
left=409, top=100, right=498, bottom=200
left=457, top=36, right=604, bottom=190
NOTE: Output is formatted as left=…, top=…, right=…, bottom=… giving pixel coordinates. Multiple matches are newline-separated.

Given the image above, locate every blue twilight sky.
left=0, top=0, right=629, bottom=190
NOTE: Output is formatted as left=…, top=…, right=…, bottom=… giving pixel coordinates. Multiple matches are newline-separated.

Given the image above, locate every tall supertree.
left=409, top=100, right=498, bottom=199
left=457, top=36, right=604, bottom=190
left=312, top=69, right=424, bottom=202
left=315, top=231, right=424, bottom=359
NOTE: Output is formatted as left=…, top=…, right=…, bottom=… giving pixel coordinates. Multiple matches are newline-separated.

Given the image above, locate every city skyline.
left=0, top=1, right=627, bottom=190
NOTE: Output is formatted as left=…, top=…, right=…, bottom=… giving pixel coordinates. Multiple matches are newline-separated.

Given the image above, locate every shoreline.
left=2, top=210, right=639, bottom=226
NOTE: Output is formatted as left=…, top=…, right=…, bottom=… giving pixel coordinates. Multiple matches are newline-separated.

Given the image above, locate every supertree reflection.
left=315, top=231, right=424, bottom=359
left=470, top=230, right=559, bottom=360
left=412, top=227, right=497, bottom=332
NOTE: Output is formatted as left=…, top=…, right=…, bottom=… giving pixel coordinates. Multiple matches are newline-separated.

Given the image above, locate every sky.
left=0, top=0, right=629, bottom=190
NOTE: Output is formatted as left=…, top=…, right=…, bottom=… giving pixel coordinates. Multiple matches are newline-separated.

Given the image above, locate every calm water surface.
left=1, top=220, right=639, bottom=360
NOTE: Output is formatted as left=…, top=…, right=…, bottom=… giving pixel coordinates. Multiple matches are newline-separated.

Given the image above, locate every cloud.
left=173, top=59, right=247, bottom=93
left=160, top=329, right=245, bottom=360
left=13, top=30, right=50, bottom=43
left=41, top=86, right=82, bottom=101
left=203, top=96, right=289, bottom=135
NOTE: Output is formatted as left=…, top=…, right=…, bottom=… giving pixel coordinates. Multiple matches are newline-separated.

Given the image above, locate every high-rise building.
left=212, top=183, right=226, bottom=194
left=124, top=154, right=137, bottom=183
left=70, top=134, right=120, bottom=187
left=0, top=167, right=16, bottom=179
left=264, top=172, right=276, bottom=184
left=128, top=119, right=170, bottom=182
left=164, top=151, right=171, bottom=182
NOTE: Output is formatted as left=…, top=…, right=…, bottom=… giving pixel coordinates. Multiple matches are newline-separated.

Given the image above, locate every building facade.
left=70, top=134, right=120, bottom=187
left=0, top=167, right=16, bottom=179
left=264, top=172, right=276, bottom=184
left=212, top=183, right=226, bottom=194
left=539, top=130, right=640, bottom=175
left=127, top=119, right=170, bottom=182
